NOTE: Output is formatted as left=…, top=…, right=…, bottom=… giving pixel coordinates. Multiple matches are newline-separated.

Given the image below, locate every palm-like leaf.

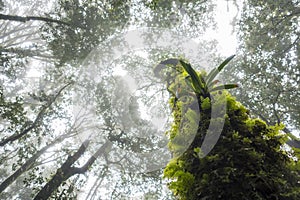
left=206, top=55, right=235, bottom=87
left=179, top=60, right=205, bottom=94
left=156, top=56, right=238, bottom=97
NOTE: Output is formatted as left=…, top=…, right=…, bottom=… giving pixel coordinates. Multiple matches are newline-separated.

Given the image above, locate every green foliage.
left=163, top=60, right=300, bottom=200
left=0, top=0, right=219, bottom=199
left=167, top=106, right=199, bottom=156
left=0, top=86, right=26, bottom=136
left=179, top=55, right=238, bottom=97
left=180, top=60, right=205, bottom=95
left=41, top=0, right=130, bottom=65
left=223, top=0, right=300, bottom=132
left=141, top=0, right=215, bottom=34
left=206, top=54, right=235, bottom=87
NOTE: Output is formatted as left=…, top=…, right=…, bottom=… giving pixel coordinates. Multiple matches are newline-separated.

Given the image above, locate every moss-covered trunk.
left=159, top=58, right=300, bottom=200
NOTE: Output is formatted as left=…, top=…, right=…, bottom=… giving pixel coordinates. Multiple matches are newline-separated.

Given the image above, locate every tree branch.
left=1, top=47, right=55, bottom=59
left=0, top=13, right=86, bottom=29
left=0, top=132, right=74, bottom=193
left=0, top=82, right=73, bottom=146
left=33, top=140, right=90, bottom=200
left=33, top=141, right=111, bottom=200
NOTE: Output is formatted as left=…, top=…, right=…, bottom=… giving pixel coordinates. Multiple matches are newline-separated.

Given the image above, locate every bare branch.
left=0, top=82, right=73, bottom=146
left=33, top=140, right=111, bottom=200
left=0, top=13, right=86, bottom=29
left=0, top=132, right=74, bottom=193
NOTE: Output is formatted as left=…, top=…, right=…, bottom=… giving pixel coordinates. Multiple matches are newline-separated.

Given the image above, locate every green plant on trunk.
left=156, top=57, right=300, bottom=200
left=180, top=55, right=238, bottom=96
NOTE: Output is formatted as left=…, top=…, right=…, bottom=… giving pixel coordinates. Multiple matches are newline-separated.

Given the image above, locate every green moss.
left=201, top=97, right=210, bottom=110
left=163, top=65, right=300, bottom=200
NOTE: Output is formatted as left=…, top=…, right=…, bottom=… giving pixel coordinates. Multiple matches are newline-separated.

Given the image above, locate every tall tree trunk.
left=33, top=140, right=111, bottom=200
left=0, top=132, right=73, bottom=193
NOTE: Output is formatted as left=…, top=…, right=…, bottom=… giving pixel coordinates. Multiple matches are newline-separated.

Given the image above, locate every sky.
left=204, top=0, right=240, bottom=56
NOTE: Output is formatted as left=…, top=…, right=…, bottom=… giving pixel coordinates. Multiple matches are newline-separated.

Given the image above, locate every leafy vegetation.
left=223, top=0, right=300, bottom=135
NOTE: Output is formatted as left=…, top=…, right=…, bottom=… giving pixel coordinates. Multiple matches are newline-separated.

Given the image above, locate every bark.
left=0, top=14, right=85, bottom=29
left=286, top=139, right=300, bottom=149
left=33, top=140, right=111, bottom=200
left=0, top=82, right=72, bottom=146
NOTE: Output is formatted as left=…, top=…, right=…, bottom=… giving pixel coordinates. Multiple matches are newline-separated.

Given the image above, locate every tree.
left=0, top=0, right=220, bottom=199
left=223, top=0, right=300, bottom=137
left=2, top=0, right=298, bottom=197
left=163, top=58, right=300, bottom=199
left=33, top=140, right=111, bottom=200
left=1, top=0, right=133, bottom=196
left=133, top=0, right=215, bottom=36
left=0, top=13, right=83, bottom=28
left=41, top=0, right=131, bottom=65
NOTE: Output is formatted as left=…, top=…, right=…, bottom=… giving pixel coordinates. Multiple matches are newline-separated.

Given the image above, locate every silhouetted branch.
left=0, top=82, right=73, bottom=146
left=0, top=13, right=86, bottom=29
left=0, top=132, right=74, bottom=193
left=34, top=141, right=111, bottom=200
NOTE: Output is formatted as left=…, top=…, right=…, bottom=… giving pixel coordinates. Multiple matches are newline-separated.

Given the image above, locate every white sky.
left=204, top=0, right=240, bottom=56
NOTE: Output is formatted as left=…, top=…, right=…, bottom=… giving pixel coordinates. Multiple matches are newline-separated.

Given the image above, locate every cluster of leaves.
left=0, top=47, right=28, bottom=81
left=0, top=87, right=26, bottom=126
left=41, top=0, right=131, bottom=65
left=163, top=59, right=300, bottom=199
left=0, top=87, right=27, bottom=144
left=223, top=0, right=300, bottom=133
left=140, top=0, right=215, bottom=35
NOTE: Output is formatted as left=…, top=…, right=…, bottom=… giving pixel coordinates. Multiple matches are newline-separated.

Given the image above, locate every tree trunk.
left=33, top=140, right=111, bottom=200
left=0, top=133, right=72, bottom=193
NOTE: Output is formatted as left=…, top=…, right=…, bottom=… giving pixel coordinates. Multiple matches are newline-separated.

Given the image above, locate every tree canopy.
left=223, top=0, right=300, bottom=135
left=0, top=0, right=299, bottom=199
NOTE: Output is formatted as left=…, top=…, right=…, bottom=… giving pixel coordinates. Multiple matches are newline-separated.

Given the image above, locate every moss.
left=163, top=66, right=300, bottom=200
left=201, top=97, right=210, bottom=110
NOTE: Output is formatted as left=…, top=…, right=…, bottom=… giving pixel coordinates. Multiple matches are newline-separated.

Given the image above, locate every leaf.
left=206, top=55, right=235, bottom=86
left=179, top=60, right=204, bottom=94
left=209, top=83, right=239, bottom=92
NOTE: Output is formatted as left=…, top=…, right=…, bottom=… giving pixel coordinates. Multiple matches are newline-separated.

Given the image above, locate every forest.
left=0, top=0, right=299, bottom=199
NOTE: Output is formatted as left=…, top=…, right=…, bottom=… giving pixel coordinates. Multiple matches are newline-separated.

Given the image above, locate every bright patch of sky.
left=202, top=0, right=240, bottom=57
